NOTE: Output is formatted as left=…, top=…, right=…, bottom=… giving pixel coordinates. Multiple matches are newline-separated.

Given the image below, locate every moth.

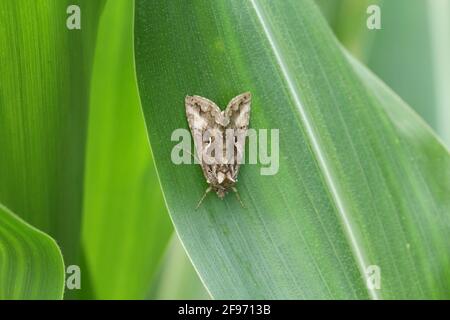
left=185, top=92, right=251, bottom=208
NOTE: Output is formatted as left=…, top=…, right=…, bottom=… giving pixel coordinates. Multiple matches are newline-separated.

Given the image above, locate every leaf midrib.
left=248, top=0, right=378, bottom=300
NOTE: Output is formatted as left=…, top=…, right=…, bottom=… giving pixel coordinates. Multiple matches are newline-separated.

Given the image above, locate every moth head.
left=216, top=188, right=226, bottom=199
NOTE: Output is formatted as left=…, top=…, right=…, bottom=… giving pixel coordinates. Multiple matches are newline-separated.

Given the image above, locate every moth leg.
left=196, top=186, right=212, bottom=209
left=231, top=187, right=245, bottom=208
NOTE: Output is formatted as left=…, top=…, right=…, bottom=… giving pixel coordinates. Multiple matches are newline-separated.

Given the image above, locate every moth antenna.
left=173, top=144, right=202, bottom=164
left=196, top=186, right=212, bottom=209
left=232, top=187, right=245, bottom=208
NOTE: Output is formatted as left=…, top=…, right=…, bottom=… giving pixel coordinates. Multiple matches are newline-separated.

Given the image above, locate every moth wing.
left=185, top=95, right=222, bottom=164
left=225, top=92, right=251, bottom=176
left=225, top=92, right=251, bottom=130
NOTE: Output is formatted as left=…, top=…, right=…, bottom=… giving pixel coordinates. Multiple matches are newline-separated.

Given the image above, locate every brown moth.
left=185, top=92, right=251, bottom=208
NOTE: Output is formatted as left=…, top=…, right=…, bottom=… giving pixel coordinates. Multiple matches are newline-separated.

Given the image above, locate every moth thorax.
left=217, top=171, right=226, bottom=184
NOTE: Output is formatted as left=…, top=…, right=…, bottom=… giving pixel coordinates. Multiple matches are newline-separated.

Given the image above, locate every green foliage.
left=0, top=204, right=65, bottom=299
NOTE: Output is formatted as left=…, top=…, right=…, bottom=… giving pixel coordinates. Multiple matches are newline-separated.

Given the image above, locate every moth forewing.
left=226, top=93, right=251, bottom=181
left=234, top=128, right=248, bottom=165
left=192, top=130, right=204, bottom=165
left=185, top=92, right=251, bottom=208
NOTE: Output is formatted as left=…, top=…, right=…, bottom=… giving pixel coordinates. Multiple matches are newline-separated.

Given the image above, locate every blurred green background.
left=317, top=0, right=450, bottom=148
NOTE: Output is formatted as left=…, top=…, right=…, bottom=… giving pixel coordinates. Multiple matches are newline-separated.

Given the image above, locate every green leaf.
left=135, top=0, right=450, bottom=299
left=81, top=0, right=172, bottom=299
left=0, top=204, right=65, bottom=299
left=149, top=236, right=210, bottom=300
left=0, top=0, right=105, bottom=267
left=427, top=0, right=450, bottom=147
